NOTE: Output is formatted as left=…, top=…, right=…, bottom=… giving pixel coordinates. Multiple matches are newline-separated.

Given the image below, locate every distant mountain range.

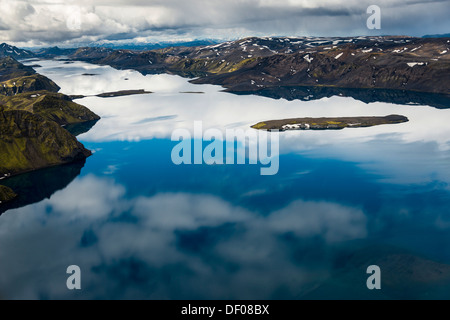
left=88, top=40, right=220, bottom=51
left=67, top=36, right=450, bottom=95
left=0, top=43, right=34, bottom=59
left=1, top=35, right=449, bottom=96
left=0, top=40, right=220, bottom=59
left=423, top=34, right=450, bottom=38
left=33, top=46, right=78, bottom=58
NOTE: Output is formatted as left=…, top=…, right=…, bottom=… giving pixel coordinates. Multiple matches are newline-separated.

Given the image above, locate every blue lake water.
left=1, top=60, right=450, bottom=299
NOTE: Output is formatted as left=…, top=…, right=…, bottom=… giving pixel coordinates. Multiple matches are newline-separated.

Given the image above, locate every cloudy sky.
left=0, top=0, right=449, bottom=47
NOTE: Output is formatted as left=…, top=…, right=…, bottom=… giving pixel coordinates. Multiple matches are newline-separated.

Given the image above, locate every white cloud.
left=0, top=0, right=448, bottom=46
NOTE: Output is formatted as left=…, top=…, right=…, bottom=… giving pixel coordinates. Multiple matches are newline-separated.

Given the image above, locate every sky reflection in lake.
left=29, top=59, right=450, bottom=186
left=0, top=59, right=448, bottom=299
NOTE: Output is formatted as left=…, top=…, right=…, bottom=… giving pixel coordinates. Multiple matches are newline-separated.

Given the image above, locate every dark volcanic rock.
left=191, top=37, right=450, bottom=95
left=68, top=36, right=449, bottom=96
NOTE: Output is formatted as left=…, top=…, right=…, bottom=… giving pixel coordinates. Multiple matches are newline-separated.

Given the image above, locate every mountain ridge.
left=57, top=36, right=450, bottom=96
left=0, top=43, right=34, bottom=60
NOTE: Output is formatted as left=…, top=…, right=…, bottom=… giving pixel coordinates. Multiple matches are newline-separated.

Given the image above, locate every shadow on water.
left=231, top=86, right=450, bottom=109
left=303, top=244, right=450, bottom=300
left=65, top=119, right=99, bottom=137
left=0, top=119, right=98, bottom=215
left=0, top=160, right=87, bottom=215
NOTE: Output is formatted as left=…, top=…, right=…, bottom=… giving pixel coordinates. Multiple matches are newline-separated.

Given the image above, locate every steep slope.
left=0, top=56, right=60, bottom=94
left=0, top=57, right=100, bottom=206
left=0, top=56, right=37, bottom=81
left=0, top=107, right=91, bottom=177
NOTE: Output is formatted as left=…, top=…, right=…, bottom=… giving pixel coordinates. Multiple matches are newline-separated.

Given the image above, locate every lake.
left=1, top=59, right=450, bottom=299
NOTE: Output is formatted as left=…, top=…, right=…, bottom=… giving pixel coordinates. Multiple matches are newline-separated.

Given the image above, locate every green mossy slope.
left=0, top=56, right=100, bottom=207
left=0, top=91, right=100, bottom=125
left=0, top=107, right=92, bottom=176
left=0, top=56, right=36, bottom=81
left=0, top=74, right=60, bottom=95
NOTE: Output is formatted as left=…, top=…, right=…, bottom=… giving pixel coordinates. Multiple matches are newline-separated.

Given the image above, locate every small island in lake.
left=252, top=115, right=409, bottom=131
left=71, top=89, right=153, bottom=99
left=179, top=91, right=205, bottom=94
left=96, top=89, right=152, bottom=98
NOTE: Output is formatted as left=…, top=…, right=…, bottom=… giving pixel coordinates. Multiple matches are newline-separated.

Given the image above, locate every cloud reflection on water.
left=0, top=174, right=367, bottom=299
left=3, top=59, right=447, bottom=299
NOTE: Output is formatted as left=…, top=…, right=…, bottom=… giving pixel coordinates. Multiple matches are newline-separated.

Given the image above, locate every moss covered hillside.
left=1, top=91, right=99, bottom=126
left=0, top=56, right=100, bottom=204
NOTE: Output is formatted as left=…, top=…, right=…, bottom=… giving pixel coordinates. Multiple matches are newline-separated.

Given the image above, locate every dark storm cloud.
left=0, top=0, right=448, bottom=46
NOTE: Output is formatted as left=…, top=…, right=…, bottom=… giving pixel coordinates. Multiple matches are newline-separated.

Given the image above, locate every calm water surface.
left=1, top=60, right=450, bottom=299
